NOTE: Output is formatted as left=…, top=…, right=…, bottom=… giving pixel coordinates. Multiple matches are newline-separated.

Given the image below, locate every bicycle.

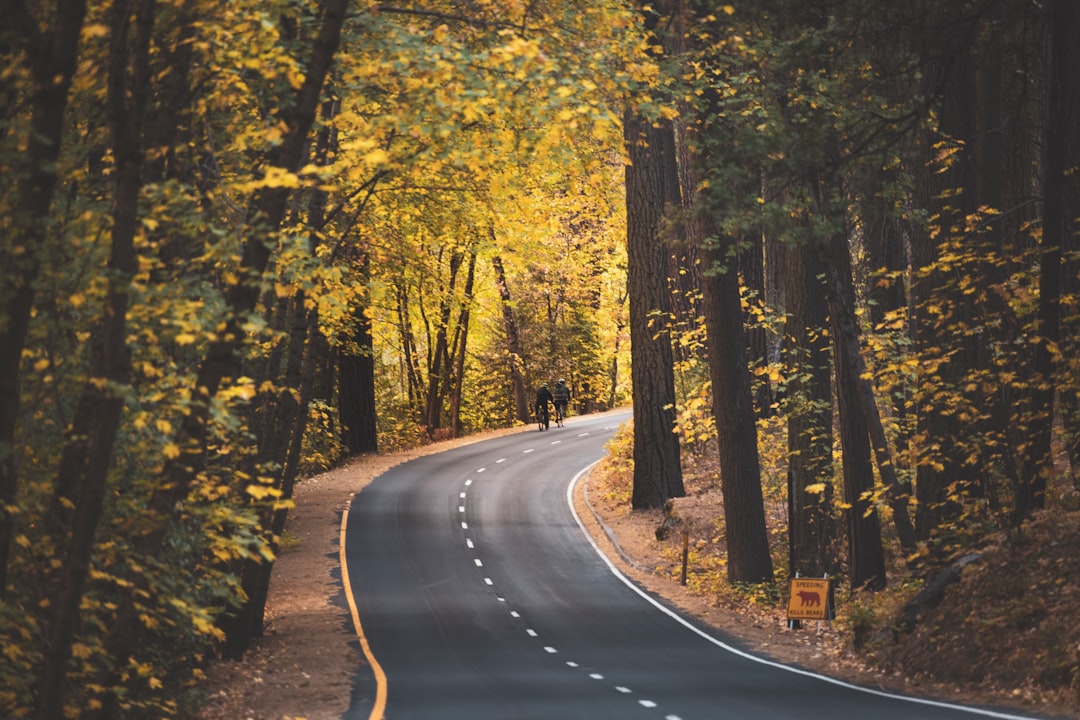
left=536, top=403, right=550, bottom=431
left=553, top=402, right=565, bottom=428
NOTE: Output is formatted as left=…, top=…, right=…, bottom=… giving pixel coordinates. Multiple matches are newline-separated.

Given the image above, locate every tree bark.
left=449, top=249, right=477, bottom=437
left=33, top=2, right=151, bottom=715
left=0, top=0, right=88, bottom=597
left=862, top=165, right=912, bottom=482
left=340, top=253, right=378, bottom=454
left=911, top=10, right=981, bottom=541
left=826, top=226, right=887, bottom=590
left=698, top=229, right=774, bottom=583
left=423, top=250, right=462, bottom=435
left=812, top=219, right=917, bottom=556
left=741, top=235, right=771, bottom=418
left=624, top=101, right=685, bottom=509
left=396, top=282, right=422, bottom=408
left=1034, top=0, right=1080, bottom=503
left=783, top=238, right=835, bottom=580
left=492, top=254, right=530, bottom=423
left=222, top=282, right=313, bottom=658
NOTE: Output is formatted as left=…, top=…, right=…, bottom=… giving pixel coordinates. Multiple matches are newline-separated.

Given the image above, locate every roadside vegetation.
left=595, top=422, right=1080, bottom=714
left=3, top=0, right=1078, bottom=718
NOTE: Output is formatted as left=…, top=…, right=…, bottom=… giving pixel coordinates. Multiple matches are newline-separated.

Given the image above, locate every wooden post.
left=680, top=530, right=689, bottom=585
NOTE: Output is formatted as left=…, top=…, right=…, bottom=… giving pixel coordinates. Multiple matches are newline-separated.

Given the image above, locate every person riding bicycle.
left=535, top=383, right=554, bottom=430
left=552, top=378, right=570, bottom=425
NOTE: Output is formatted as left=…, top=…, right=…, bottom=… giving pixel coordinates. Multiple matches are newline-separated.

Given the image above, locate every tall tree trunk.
left=0, top=0, right=88, bottom=596
left=783, top=238, right=834, bottom=580
left=825, top=224, right=886, bottom=591
left=340, top=255, right=377, bottom=454
left=449, top=249, right=477, bottom=437
left=222, top=284, right=312, bottom=657
left=741, top=235, right=771, bottom=418
left=970, top=7, right=1022, bottom=516
left=396, top=282, right=422, bottom=409
left=863, top=165, right=910, bottom=460
left=423, top=250, right=462, bottom=435
left=812, top=207, right=917, bottom=556
left=805, top=123, right=916, bottom=556
left=624, top=102, right=684, bottom=509
left=492, top=253, right=530, bottom=423
left=222, top=53, right=343, bottom=666
left=698, top=226, right=775, bottom=583
left=1035, top=0, right=1080, bottom=501
left=912, top=9, right=981, bottom=542
left=33, top=2, right=151, bottom=715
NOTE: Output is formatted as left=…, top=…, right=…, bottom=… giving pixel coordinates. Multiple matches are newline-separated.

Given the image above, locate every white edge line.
left=565, top=463, right=1039, bottom=720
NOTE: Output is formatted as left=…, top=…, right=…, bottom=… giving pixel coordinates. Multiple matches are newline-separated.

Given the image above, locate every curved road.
left=341, top=411, right=1050, bottom=720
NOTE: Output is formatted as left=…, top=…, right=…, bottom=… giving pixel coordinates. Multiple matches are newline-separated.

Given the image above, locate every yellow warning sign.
left=787, top=578, right=830, bottom=620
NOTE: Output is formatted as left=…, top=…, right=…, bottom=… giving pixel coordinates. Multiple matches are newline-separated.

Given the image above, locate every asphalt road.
left=341, top=410, right=1050, bottom=720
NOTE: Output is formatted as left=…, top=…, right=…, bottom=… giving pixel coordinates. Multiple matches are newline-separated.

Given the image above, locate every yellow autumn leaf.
left=245, top=484, right=282, bottom=500
left=82, top=23, right=109, bottom=38
left=163, top=443, right=181, bottom=459
left=364, top=148, right=389, bottom=166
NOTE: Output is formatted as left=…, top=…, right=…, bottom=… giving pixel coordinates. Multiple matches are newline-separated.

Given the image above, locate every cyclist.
left=552, top=378, right=570, bottom=427
left=535, top=383, right=554, bottom=431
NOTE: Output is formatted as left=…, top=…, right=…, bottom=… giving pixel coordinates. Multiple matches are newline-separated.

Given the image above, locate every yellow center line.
left=339, top=498, right=388, bottom=720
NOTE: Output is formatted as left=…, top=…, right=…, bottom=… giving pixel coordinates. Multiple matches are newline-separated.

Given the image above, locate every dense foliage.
left=2, top=0, right=636, bottom=716
left=2, top=0, right=1077, bottom=716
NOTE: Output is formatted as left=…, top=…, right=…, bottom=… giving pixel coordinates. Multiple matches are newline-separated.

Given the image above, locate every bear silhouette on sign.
left=796, top=590, right=821, bottom=607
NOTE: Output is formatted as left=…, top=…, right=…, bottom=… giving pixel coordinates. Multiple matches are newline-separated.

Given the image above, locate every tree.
left=33, top=0, right=151, bottom=712
left=783, top=237, right=836, bottom=580
left=0, top=0, right=89, bottom=597
left=697, top=225, right=776, bottom=583
left=623, top=2, right=685, bottom=509
left=492, top=253, right=531, bottom=423
left=1033, top=0, right=1080, bottom=503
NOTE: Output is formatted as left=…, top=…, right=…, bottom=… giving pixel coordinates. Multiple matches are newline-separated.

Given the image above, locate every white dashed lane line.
left=457, top=455, right=683, bottom=720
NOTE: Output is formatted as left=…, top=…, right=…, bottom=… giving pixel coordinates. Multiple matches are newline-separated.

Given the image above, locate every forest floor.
left=194, top=411, right=1080, bottom=720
